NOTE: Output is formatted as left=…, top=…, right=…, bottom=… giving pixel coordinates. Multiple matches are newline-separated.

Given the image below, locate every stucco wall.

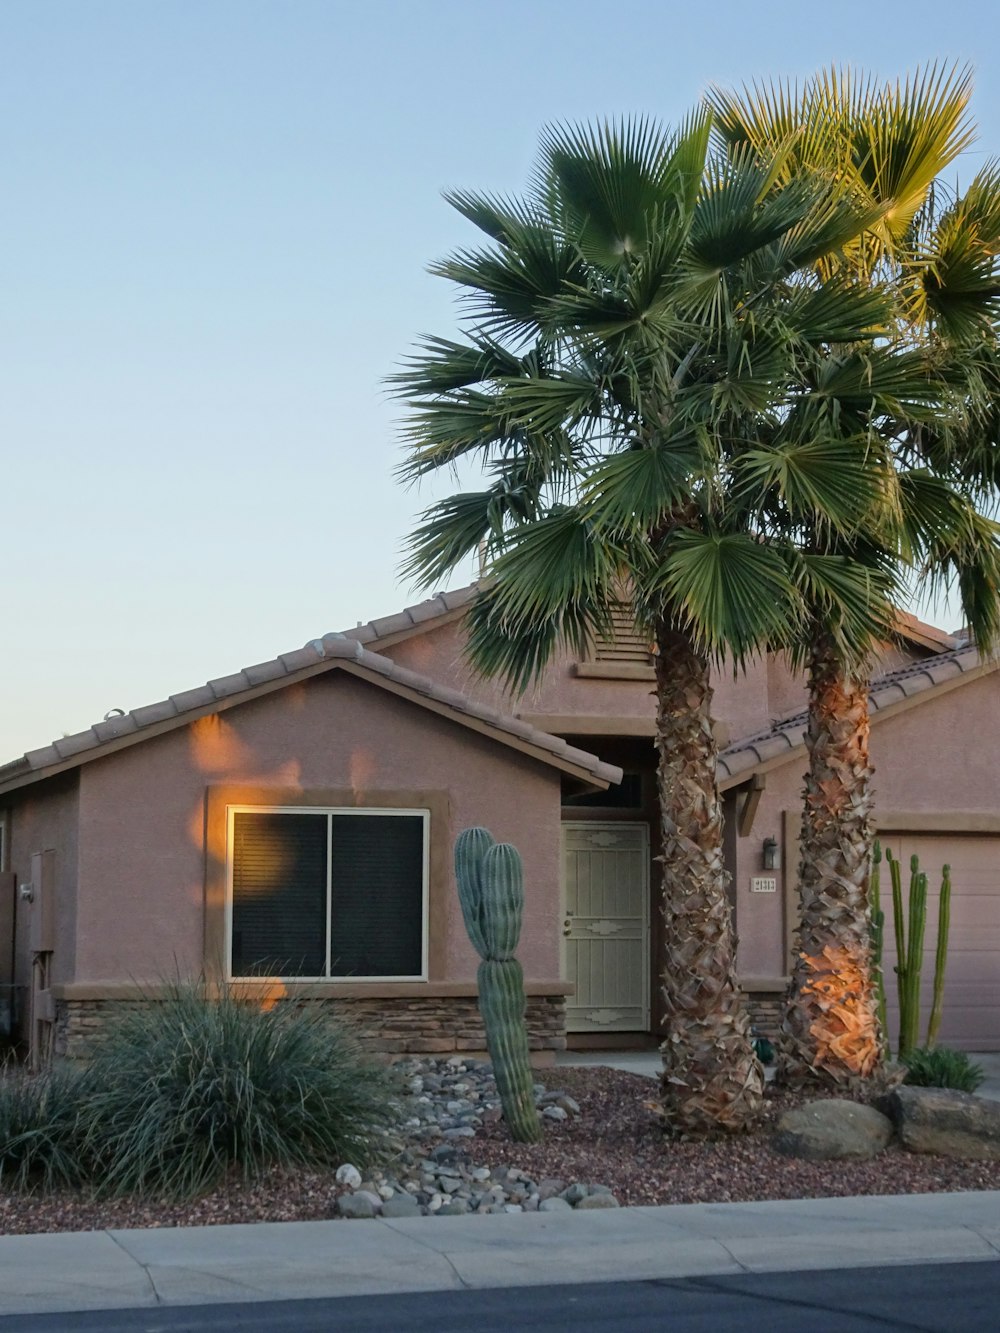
left=5, top=772, right=80, bottom=1035
left=388, top=619, right=782, bottom=741
left=729, top=669, right=1000, bottom=982
left=72, top=671, right=563, bottom=986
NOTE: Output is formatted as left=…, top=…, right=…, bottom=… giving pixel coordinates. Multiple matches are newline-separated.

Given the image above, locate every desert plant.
left=902, top=1045, right=984, bottom=1093
left=455, top=827, right=542, bottom=1143
left=926, top=864, right=952, bottom=1049
left=0, top=1062, right=90, bottom=1193
left=81, top=982, right=402, bottom=1200
left=885, top=849, right=952, bottom=1059
left=868, top=843, right=889, bottom=1053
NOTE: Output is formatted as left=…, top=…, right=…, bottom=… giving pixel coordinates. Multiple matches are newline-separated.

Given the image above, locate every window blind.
left=230, top=808, right=425, bottom=980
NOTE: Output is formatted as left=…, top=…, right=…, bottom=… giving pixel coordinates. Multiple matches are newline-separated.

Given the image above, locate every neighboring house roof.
left=0, top=634, right=622, bottom=799
left=717, top=645, right=997, bottom=788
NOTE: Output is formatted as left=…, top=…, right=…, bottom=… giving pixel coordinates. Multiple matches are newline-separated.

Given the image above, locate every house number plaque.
left=750, top=876, right=777, bottom=894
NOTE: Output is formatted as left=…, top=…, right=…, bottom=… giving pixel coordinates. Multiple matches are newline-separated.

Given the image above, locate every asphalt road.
left=1, top=1260, right=997, bottom=1332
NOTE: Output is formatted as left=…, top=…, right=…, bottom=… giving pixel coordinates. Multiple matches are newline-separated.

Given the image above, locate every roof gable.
left=0, top=633, right=621, bottom=798
left=718, top=645, right=997, bottom=788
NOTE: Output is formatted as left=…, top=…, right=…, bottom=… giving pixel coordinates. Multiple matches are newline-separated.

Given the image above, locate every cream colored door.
left=562, top=822, right=650, bottom=1032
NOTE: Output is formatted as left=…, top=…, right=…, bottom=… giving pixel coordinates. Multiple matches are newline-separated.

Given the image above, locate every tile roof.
left=339, top=585, right=959, bottom=658
left=0, top=632, right=621, bottom=797
left=717, top=644, right=994, bottom=784
left=339, top=585, right=481, bottom=645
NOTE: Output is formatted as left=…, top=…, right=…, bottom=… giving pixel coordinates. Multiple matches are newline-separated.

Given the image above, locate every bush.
left=82, top=982, right=402, bottom=1199
left=0, top=1063, right=90, bottom=1192
left=901, top=1046, right=985, bottom=1094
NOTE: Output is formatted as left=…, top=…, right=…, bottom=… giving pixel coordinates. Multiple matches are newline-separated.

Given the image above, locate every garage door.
left=879, top=834, right=1000, bottom=1052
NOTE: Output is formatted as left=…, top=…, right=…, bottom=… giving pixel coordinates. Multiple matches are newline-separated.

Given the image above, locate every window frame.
left=225, top=803, right=431, bottom=984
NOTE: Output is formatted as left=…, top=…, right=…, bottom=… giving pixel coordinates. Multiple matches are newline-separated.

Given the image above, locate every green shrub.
left=0, top=1063, right=90, bottom=1192
left=901, top=1046, right=985, bottom=1093
left=82, top=982, right=402, bottom=1199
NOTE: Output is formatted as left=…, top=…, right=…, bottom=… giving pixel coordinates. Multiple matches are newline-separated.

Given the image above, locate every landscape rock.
left=438, top=1199, right=470, bottom=1216
left=334, top=1163, right=362, bottom=1189
left=575, top=1192, right=620, bottom=1209
left=335, top=1193, right=377, bottom=1219
left=381, top=1194, right=422, bottom=1219
left=561, top=1182, right=589, bottom=1204
left=773, top=1099, right=893, bottom=1161
left=884, top=1086, right=1000, bottom=1160
left=538, top=1196, right=573, bottom=1213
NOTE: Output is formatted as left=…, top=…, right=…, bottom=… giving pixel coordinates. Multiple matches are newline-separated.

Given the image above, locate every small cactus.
left=926, top=864, right=951, bottom=1049
left=884, top=846, right=952, bottom=1059
left=455, top=828, right=542, bottom=1144
left=868, top=842, right=888, bottom=1055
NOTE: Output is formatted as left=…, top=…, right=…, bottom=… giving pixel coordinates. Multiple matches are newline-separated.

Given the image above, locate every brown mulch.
left=2, top=1066, right=998, bottom=1235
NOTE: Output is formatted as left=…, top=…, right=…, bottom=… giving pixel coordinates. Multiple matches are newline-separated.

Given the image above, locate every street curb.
left=0, top=1190, right=998, bottom=1318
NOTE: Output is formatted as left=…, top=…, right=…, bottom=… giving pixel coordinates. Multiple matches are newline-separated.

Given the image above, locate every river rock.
left=884, top=1086, right=1000, bottom=1160
left=539, top=1196, right=573, bottom=1213
left=334, top=1163, right=363, bottom=1189
left=773, top=1099, right=892, bottom=1160
left=575, top=1192, right=620, bottom=1209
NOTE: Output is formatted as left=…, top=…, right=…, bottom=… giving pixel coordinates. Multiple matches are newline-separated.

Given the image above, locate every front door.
left=562, top=822, right=650, bottom=1032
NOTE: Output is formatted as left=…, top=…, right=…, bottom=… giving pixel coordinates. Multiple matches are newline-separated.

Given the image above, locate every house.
left=0, top=587, right=997, bottom=1065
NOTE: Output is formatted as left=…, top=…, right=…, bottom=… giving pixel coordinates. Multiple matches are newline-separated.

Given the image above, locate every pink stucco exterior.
left=2, top=593, right=997, bottom=1053
left=68, top=672, right=562, bottom=987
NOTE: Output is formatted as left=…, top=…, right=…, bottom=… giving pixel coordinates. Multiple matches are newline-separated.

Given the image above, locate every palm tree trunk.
left=654, top=623, right=763, bottom=1135
left=781, top=631, right=884, bottom=1087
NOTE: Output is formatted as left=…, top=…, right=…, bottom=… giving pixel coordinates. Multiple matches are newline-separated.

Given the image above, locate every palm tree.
left=709, top=66, right=1000, bottom=1086
left=394, top=117, right=927, bottom=1133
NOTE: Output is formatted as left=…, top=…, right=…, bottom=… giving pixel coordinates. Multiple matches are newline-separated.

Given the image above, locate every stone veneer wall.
left=54, top=994, right=567, bottom=1062
left=745, top=992, right=783, bottom=1040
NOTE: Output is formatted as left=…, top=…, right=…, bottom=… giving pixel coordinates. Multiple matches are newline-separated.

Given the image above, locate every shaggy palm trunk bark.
left=781, top=632, right=884, bottom=1088
left=654, top=624, right=764, bottom=1136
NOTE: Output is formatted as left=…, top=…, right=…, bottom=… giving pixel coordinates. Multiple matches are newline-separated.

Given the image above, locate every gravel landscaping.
left=2, top=1057, right=999, bottom=1235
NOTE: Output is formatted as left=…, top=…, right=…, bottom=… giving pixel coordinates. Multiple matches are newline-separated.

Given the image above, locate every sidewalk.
left=0, top=1191, right=998, bottom=1319
left=556, top=1051, right=1000, bottom=1102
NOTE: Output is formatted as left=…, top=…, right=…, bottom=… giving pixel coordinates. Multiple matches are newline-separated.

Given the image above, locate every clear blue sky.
left=3, top=0, right=998, bottom=758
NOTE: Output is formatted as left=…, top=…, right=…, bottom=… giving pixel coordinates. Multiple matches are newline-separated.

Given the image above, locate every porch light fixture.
left=762, top=836, right=781, bottom=871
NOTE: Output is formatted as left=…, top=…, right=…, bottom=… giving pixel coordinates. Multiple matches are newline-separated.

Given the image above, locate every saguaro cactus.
left=454, top=827, right=542, bottom=1143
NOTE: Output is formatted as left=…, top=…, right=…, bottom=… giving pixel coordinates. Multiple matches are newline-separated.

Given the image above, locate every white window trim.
left=225, top=804, right=430, bottom=984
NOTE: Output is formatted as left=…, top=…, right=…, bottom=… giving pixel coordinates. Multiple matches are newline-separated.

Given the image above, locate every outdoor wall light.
left=762, top=836, right=781, bottom=871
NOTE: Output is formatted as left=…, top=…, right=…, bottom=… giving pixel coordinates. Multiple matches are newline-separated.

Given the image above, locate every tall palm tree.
left=394, top=117, right=932, bottom=1133
left=709, top=66, right=1000, bottom=1086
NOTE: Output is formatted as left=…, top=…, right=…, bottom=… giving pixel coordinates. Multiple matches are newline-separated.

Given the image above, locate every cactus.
left=868, top=842, right=888, bottom=1055
left=884, top=847, right=952, bottom=1059
left=925, top=864, right=951, bottom=1049
left=902, top=859, right=927, bottom=1057
left=455, top=828, right=542, bottom=1143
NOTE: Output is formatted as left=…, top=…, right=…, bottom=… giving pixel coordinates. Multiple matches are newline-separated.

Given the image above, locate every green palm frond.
left=581, top=440, right=709, bottom=534
left=646, top=528, right=801, bottom=663
left=461, top=506, right=627, bottom=692
left=389, top=334, right=537, bottom=398
left=537, top=115, right=708, bottom=269
left=787, top=551, right=897, bottom=666
left=733, top=436, right=890, bottom=536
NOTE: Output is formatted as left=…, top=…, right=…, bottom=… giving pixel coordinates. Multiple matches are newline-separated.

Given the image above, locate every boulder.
left=884, top=1086, right=1000, bottom=1160
left=575, top=1192, right=620, bottom=1209
left=773, top=1099, right=893, bottom=1160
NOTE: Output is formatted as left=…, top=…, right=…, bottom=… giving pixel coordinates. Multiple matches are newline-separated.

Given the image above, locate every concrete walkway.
left=0, top=1192, right=998, bottom=1319
left=556, top=1050, right=1000, bottom=1101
